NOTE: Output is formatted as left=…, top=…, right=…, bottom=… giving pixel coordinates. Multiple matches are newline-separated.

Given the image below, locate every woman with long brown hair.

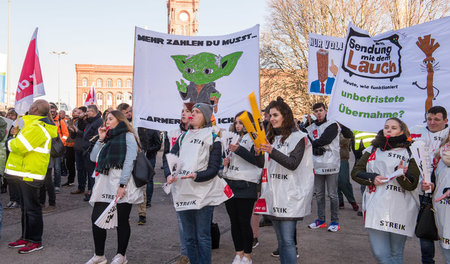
left=223, top=111, right=263, bottom=264
left=257, top=97, right=314, bottom=264
left=85, top=110, right=143, bottom=264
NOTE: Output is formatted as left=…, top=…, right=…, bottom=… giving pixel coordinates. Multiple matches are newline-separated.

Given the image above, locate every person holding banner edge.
left=257, top=97, right=314, bottom=263
left=86, top=110, right=143, bottom=264
left=164, top=103, right=193, bottom=264
left=164, top=103, right=230, bottom=264
left=409, top=106, right=449, bottom=264
left=223, top=111, right=264, bottom=264
left=352, top=117, right=420, bottom=264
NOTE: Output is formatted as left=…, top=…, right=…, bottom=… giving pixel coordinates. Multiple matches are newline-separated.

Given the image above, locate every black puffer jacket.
left=82, top=113, right=102, bottom=152
left=71, top=117, right=87, bottom=152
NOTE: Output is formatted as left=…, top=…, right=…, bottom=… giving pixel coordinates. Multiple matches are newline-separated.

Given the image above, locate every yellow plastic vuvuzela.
left=238, top=92, right=267, bottom=152
left=248, top=92, right=266, bottom=143
left=238, top=111, right=263, bottom=148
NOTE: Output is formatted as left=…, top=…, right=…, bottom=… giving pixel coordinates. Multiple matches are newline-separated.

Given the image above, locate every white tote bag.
left=90, top=169, right=144, bottom=205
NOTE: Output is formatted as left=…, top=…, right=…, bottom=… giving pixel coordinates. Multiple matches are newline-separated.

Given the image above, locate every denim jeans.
left=39, top=169, right=56, bottom=206
left=146, top=157, right=156, bottom=203
left=8, top=177, right=20, bottom=203
left=84, top=155, right=95, bottom=192
left=441, top=244, right=450, bottom=263
left=367, top=228, right=407, bottom=264
left=338, top=160, right=356, bottom=204
left=65, top=146, right=76, bottom=184
left=177, top=211, right=188, bottom=256
left=75, top=150, right=87, bottom=191
left=272, top=220, right=297, bottom=264
left=53, top=157, right=62, bottom=188
left=178, top=206, right=214, bottom=264
left=420, top=238, right=435, bottom=264
left=315, top=173, right=339, bottom=222
left=18, top=180, right=43, bottom=243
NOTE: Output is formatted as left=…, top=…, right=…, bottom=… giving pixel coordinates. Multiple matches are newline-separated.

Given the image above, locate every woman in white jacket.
left=164, top=103, right=230, bottom=264
left=223, top=111, right=263, bottom=264
left=257, top=97, right=314, bottom=264
left=85, top=110, right=143, bottom=264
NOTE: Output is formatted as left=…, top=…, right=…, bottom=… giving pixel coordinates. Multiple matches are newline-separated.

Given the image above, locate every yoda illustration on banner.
left=171, top=52, right=243, bottom=113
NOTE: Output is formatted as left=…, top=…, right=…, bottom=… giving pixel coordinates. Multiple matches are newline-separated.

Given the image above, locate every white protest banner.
left=308, top=33, right=344, bottom=96
left=133, top=26, right=260, bottom=131
left=328, top=17, right=450, bottom=132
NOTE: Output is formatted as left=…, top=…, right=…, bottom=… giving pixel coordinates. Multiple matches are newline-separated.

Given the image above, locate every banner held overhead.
left=133, top=25, right=260, bottom=131
left=328, top=17, right=450, bottom=132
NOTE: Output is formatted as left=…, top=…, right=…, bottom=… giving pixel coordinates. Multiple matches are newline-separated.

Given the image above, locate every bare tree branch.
left=260, top=0, right=450, bottom=117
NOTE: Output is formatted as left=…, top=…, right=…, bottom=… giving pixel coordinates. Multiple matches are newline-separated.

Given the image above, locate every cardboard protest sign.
left=133, top=26, right=260, bottom=131
left=328, top=17, right=450, bottom=132
left=308, top=33, right=344, bottom=96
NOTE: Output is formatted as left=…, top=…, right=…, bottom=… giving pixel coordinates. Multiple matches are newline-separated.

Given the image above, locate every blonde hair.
left=435, top=133, right=450, bottom=159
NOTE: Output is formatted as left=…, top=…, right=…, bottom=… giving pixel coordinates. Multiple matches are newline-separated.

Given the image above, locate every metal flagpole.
left=6, top=0, right=11, bottom=107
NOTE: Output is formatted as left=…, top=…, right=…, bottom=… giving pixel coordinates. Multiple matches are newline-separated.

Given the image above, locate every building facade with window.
left=75, top=64, right=133, bottom=111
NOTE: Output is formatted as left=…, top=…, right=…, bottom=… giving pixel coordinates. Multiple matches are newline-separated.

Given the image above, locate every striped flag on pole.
left=84, top=82, right=96, bottom=106
left=15, top=28, right=45, bottom=115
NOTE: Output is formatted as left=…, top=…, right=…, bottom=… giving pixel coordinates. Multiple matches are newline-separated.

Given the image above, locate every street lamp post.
left=6, top=0, right=11, bottom=107
left=50, top=51, right=67, bottom=110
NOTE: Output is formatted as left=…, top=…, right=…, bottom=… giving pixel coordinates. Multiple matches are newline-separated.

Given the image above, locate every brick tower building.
left=75, top=1, right=199, bottom=112
left=167, top=0, right=199, bottom=35
left=75, top=64, right=133, bottom=112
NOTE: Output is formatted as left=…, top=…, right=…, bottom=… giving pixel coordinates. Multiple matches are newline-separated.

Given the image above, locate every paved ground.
left=0, top=152, right=446, bottom=263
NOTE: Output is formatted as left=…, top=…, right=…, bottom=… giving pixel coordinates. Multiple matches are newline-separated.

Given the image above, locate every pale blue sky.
left=0, top=0, right=270, bottom=109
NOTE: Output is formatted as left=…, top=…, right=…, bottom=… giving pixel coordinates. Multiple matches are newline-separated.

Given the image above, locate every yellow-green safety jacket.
left=354, top=130, right=377, bottom=150
left=5, top=115, right=58, bottom=181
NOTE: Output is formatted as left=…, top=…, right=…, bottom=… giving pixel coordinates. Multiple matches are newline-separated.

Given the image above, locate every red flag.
left=15, top=28, right=45, bottom=115
left=84, top=83, right=96, bottom=106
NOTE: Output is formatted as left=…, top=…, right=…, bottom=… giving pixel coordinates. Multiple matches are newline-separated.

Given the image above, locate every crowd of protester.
left=0, top=98, right=448, bottom=264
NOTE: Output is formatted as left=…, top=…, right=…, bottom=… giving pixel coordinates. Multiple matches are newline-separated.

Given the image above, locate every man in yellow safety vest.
left=4, top=99, right=57, bottom=254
